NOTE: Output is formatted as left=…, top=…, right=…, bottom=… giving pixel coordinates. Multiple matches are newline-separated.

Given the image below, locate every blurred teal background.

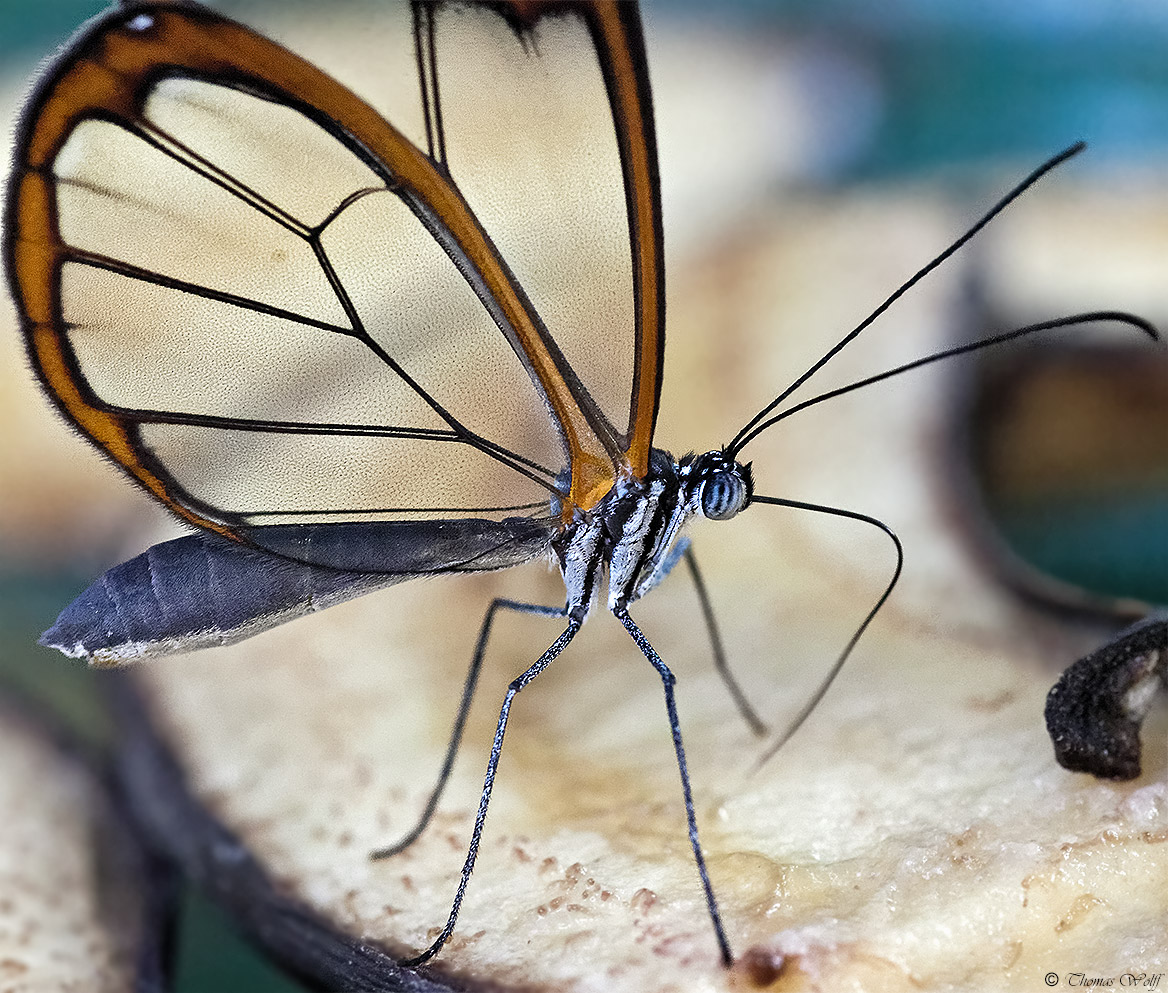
left=8, top=0, right=1168, bottom=184
left=1, top=0, right=1165, bottom=989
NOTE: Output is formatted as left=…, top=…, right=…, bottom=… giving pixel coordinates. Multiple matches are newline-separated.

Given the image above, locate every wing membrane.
left=423, top=0, right=665, bottom=478
left=432, top=5, right=634, bottom=438
left=60, top=261, right=438, bottom=428
left=7, top=1, right=666, bottom=561
left=137, top=423, right=551, bottom=526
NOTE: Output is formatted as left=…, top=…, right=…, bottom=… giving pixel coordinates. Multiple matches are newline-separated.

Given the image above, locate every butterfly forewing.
left=9, top=0, right=665, bottom=563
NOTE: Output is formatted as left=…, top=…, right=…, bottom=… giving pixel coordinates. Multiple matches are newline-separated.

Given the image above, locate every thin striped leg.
left=614, top=605, right=733, bottom=966
left=371, top=598, right=567, bottom=861
left=402, top=615, right=582, bottom=966
left=684, top=546, right=767, bottom=737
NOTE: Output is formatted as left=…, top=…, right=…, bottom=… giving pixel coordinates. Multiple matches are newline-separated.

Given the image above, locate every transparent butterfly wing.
left=423, top=2, right=654, bottom=453
left=6, top=1, right=665, bottom=568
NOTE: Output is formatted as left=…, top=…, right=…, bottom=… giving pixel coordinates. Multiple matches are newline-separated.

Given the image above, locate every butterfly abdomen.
left=40, top=533, right=401, bottom=665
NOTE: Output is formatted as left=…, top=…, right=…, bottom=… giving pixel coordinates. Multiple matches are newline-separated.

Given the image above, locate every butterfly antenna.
left=748, top=495, right=903, bottom=769
left=728, top=142, right=1088, bottom=458
left=736, top=312, right=1159, bottom=445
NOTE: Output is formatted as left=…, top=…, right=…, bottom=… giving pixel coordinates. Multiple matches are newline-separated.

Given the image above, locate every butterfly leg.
left=613, top=605, right=733, bottom=966
left=402, top=614, right=583, bottom=966
left=629, top=537, right=767, bottom=738
left=683, top=546, right=768, bottom=737
left=371, top=598, right=568, bottom=861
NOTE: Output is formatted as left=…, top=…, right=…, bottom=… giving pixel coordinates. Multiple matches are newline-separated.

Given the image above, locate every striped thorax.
left=554, top=449, right=753, bottom=619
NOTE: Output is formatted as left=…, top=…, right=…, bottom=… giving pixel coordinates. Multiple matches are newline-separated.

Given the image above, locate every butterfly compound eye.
left=699, top=470, right=747, bottom=521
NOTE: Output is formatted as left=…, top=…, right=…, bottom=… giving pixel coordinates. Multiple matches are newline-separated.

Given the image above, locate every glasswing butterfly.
left=5, top=0, right=1157, bottom=968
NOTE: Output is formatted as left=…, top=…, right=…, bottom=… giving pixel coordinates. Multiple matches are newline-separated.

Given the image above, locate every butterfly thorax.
left=553, top=449, right=752, bottom=621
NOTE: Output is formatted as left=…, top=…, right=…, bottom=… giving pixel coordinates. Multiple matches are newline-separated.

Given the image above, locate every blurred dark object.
left=971, top=341, right=1168, bottom=605
left=1045, top=610, right=1167, bottom=779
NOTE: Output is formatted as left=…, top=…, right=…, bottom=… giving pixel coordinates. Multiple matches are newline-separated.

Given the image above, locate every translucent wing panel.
left=55, top=118, right=347, bottom=328
left=432, top=4, right=638, bottom=444
left=144, top=77, right=385, bottom=230
left=61, top=261, right=444, bottom=429
left=319, top=190, right=561, bottom=461
left=139, top=425, right=550, bottom=525
left=38, top=68, right=566, bottom=535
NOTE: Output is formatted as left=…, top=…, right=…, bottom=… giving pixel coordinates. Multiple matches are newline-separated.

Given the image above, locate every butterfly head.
left=685, top=450, right=753, bottom=522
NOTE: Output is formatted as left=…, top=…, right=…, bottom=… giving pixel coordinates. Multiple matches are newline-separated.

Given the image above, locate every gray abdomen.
left=40, top=532, right=402, bottom=664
